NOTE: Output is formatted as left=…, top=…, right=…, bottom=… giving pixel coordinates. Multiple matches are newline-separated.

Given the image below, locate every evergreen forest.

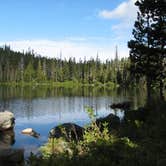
left=0, top=46, right=132, bottom=87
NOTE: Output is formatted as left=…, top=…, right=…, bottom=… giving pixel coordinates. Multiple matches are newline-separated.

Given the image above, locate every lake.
left=0, top=86, right=146, bottom=157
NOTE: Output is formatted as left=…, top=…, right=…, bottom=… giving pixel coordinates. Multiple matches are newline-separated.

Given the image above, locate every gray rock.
left=0, top=148, right=24, bottom=166
left=49, top=123, right=84, bottom=141
left=0, top=111, right=15, bottom=131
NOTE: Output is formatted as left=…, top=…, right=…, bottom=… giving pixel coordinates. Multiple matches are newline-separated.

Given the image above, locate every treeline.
left=0, top=46, right=132, bottom=86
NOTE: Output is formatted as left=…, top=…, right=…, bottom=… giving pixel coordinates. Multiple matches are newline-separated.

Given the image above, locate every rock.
left=124, top=107, right=148, bottom=122
left=0, top=148, right=24, bottom=166
left=21, top=128, right=33, bottom=134
left=110, top=101, right=131, bottom=110
left=49, top=123, right=84, bottom=141
left=0, top=111, right=15, bottom=131
left=21, top=128, right=40, bottom=138
left=96, top=113, right=120, bottom=130
left=0, top=129, right=15, bottom=148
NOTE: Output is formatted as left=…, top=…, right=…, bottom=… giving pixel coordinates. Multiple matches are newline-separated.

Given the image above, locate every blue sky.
left=0, top=0, right=137, bottom=60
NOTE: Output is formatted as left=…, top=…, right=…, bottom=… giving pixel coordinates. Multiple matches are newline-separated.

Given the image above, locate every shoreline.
left=0, top=81, right=119, bottom=89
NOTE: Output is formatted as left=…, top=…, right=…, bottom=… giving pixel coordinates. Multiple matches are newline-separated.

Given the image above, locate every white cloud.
left=99, top=0, right=137, bottom=20
left=0, top=39, right=129, bottom=61
left=98, top=0, right=138, bottom=47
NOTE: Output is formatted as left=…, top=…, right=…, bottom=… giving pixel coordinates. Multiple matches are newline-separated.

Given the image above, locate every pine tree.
left=18, top=57, right=24, bottom=82
left=50, top=60, right=56, bottom=81
left=128, top=0, right=166, bottom=99
left=37, top=60, right=46, bottom=82
left=150, top=0, right=166, bottom=98
left=24, top=61, right=35, bottom=82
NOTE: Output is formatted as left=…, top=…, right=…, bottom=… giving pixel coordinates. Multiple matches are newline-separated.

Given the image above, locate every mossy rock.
left=49, top=123, right=84, bottom=141
left=96, top=113, right=120, bottom=131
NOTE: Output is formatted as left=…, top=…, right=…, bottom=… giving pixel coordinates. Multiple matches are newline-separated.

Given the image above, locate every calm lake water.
left=0, top=86, right=146, bottom=157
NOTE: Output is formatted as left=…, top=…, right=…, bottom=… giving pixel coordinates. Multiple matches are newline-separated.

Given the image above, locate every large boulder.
left=124, top=107, right=148, bottom=122
left=49, top=123, right=84, bottom=141
left=96, top=113, right=120, bottom=131
left=0, top=111, right=15, bottom=131
left=0, top=148, right=24, bottom=166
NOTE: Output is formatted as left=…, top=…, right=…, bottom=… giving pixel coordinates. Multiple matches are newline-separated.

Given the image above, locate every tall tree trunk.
left=160, top=80, right=164, bottom=100
left=146, top=77, right=152, bottom=101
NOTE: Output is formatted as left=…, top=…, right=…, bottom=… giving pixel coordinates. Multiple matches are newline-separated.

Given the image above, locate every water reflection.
left=6, top=96, right=123, bottom=123
left=0, top=130, right=15, bottom=148
left=0, top=86, right=147, bottom=132
left=0, top=86, right=145, bottom=99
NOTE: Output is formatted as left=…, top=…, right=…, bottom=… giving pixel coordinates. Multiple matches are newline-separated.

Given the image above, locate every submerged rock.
left=49, top=123, right=84, bottom=141
left=0, top=148, right=24, bottom=166
left=21, top=128, right=40, bottom=138
left=96, top=113, right=120, bottom=130
left=110, top=101, right=131, bottom=110
left=124, top=107, right=148, bottom=122
left=0, top=111, right=15, bottom=131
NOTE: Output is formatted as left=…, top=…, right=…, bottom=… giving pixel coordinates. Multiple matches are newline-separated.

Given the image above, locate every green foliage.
left=83, top=122, right=109, bottom=144
left=40, top=138, right=73, bottom=158
left=134, top=120, right=143, bottom=128
left=85, top=106, right=96, bottom=121
left=36, top=60, right=46, bottom=82
left=105, top=81, right=118, bottom=89
left=0, top=46, right=132, bottom=87
left=24, top=61, right=35, bottom=82
left=83, top=107, right=111, bottom=144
